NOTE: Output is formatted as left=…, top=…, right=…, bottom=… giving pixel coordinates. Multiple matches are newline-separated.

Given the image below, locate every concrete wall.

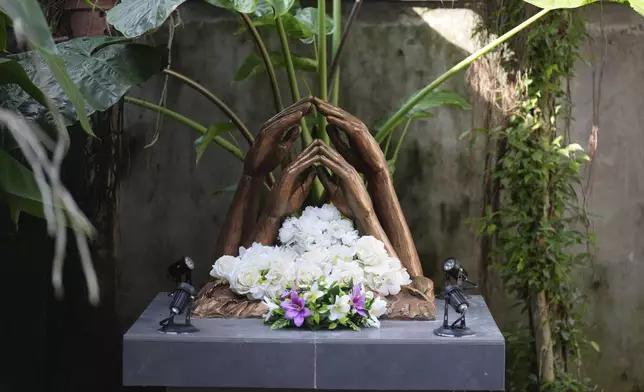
left=118, top=2, right=644, bottom=390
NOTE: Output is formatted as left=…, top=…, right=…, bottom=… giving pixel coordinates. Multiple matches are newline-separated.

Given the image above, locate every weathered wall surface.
left=569, top=6, right=644, bottom=390
left=118, top=2, right=644, bottom=390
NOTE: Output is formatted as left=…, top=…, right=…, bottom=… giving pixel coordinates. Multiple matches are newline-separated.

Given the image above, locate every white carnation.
left=210, top=255, right=237, bottom=281
left=278, top=217, right=299, bottom=245
left=356, top=236, right=389, bottom=266
left=318, top=204, right=342, bottom=221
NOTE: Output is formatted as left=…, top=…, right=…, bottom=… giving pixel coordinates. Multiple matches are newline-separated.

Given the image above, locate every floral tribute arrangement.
left=210, top=204, right=412, bottom=329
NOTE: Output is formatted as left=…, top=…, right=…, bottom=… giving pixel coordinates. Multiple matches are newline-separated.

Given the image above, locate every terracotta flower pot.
left=63, top=0, right=117, bottom=38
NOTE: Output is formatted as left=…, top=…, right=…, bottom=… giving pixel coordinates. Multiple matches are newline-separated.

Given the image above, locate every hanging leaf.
left=0, top=58, right=48, bottom=107
left=376, top=89, right=471, bottom=129
left=234, top=51, right=316, bottom=81
left=196, top=122, right=237, bottom=164
left=204, top=0, right=258, bottom=13
left=0, top=0, right=93, bottom=135
left=107, top=0, right=189, bottom=38
left=0, top=149, right=42, bottom=203
left=263, top=0, right=295, bottom=16
left=294, top=7, right=334, bottom=43
left=523, top=0, right=644, bottom=16
left=0, top=149, right=67, bottom=226
left=0, top=36, right=162, bottom=126
left=0, top=11, right=7, bottom=52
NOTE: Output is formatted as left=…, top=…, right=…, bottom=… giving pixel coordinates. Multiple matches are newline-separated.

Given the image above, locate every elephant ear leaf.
left=0, top=0, right=94, bottom=135
left=107, top=0, right=189, bottom=38
left=0, top=58, right=48, bottom=107
left=0, top=36, right=162, bottom=127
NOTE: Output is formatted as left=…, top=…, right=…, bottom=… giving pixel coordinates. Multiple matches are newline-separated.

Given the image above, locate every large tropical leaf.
left=376, top=89, right=471, bottom=131
left=204, top=0, right=258, bottom=13
left=523, top=0, right=644, bottom=16
left=234, top=51, right=316, bottom=81
left=0, top=36, right=162, bottom=125
left=0, top=58, right=48, bottom=107
left=107, top=0, right=189, bottom=38
left=0, top=0, right=93, bottom=134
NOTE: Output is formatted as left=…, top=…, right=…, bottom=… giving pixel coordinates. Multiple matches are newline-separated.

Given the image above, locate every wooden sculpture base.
left=193, top=276, right=435, bottom=320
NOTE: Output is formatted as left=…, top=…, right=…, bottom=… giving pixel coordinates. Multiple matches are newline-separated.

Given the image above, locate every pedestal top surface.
left=123, top=292, right=505, bottom=391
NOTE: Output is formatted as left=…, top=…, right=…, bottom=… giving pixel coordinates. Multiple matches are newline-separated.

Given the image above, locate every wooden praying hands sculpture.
left=195, top=97, right=435, bottom=320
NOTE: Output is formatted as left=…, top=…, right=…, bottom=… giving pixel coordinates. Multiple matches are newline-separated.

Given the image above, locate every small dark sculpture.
left=196, top=97, right=434, bottom=320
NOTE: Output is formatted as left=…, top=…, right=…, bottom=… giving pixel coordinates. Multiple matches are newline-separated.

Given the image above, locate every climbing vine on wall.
left=475, top=2, right=596, bottom=391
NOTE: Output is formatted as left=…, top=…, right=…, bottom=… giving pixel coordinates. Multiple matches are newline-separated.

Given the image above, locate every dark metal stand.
left=434, top=281, right=475, bottom=338
left=159, top=297, right=199, bottom=334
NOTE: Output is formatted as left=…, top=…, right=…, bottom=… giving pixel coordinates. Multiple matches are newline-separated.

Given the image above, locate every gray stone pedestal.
left=123, top=293, right=504, bottom=391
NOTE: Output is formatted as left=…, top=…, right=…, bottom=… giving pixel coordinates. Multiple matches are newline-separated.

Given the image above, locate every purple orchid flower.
left=350, top=284, right=367, bottom=317
left=280, top=286, right=299, bottom=298
left=281, top=291, right=312, bottom=327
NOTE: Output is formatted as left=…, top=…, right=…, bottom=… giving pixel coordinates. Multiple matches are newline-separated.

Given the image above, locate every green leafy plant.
left=473, top=2, right=608, bottom=390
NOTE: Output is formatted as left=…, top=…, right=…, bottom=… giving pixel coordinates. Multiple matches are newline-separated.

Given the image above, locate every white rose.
left=210, top=255, right=237, bottom=281
left=356, top=236, right=389, bottom=265
left=370, top=297, right=388, bottom=318
left=328, top=244, right=356, bottom=263
left=299, top=248, right=330, bottom=266
left=295, top=261, right=324, bottom=285
left=248, top=281, right=271, bottom=300
left=230, top=264, right=262, bottom=295
left=327, top=260, right=365, bottom=285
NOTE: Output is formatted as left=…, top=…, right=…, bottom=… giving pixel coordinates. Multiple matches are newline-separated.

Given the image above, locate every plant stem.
left=317, top=0, right=328, bottom=142
left=163, top=69, right=254, bottom=146
left=328, top=0, right=362, bottom=99
left=276, top=15, right=313, bottom=146
left=330, top=0, right=342, bottom=105
left=239, top=12, right=283, bottom=113
left=124, top=96, right=245, bottom=162
left=374, top=8, right=551, bottom=142
left=391, top=117, right=412, bottom=165
left=536, top=291, right=555, bottom=383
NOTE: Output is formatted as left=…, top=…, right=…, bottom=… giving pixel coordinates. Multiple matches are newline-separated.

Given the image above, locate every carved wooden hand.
left=215, top=97, right=313, bottom=257
left=316, top=143, right=397, bottom=257
left=249, top=141, right=321, bottom=246
left=313, top=97, right=423, bottom=277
